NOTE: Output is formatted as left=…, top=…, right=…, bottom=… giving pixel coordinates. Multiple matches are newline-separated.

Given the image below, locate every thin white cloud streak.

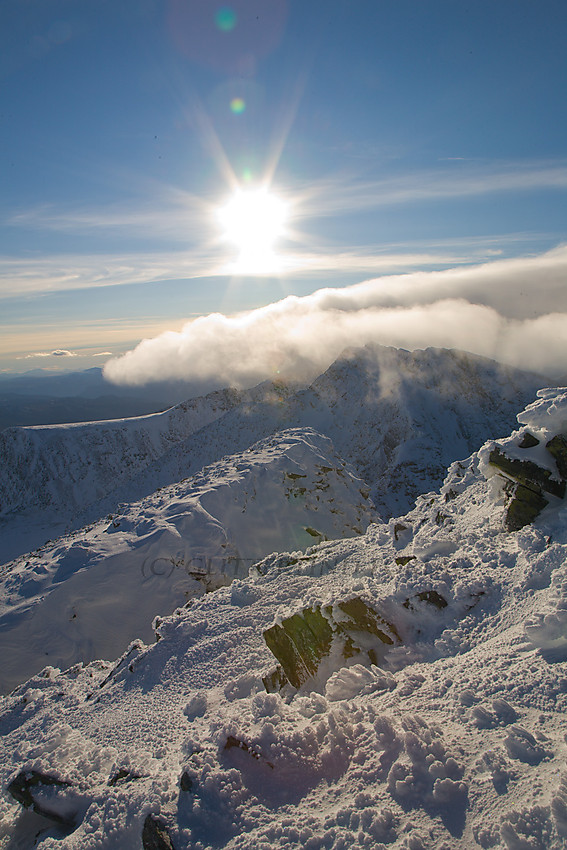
left=5, top=160, right=567, bottom=238
left=20, top=350, right=75, bottom=359
left=19, top=349, right=111, bottom=360
left=0, top=245, right=508, bottom=298
left=1, top=317, right=175, bottom=362
left=104, top=246, right=567, bottom=387
left=0, top=251, right=222, bottom=298
left=298, top=160, right=567, bottom=218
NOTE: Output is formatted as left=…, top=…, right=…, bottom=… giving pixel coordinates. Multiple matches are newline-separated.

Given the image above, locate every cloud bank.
left=104, top=246, right=567, bottom=388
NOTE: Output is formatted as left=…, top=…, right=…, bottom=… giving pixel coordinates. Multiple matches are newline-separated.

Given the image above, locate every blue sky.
left=1, top=0, right=566, bottom=379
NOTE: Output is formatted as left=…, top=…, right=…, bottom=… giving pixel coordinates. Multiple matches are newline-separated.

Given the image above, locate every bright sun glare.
left=217, top=187, right=289, bottom=273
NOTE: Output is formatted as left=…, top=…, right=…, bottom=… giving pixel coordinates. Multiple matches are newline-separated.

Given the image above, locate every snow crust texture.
left=1, top=382, right=567, bottom=849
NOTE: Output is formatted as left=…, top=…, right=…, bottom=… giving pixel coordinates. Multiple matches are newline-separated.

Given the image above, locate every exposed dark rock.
left=262, top=665, right=289, bottom=693
left=263, top=597, right=400, bottom=691
left=7, top=770, right=76, bottom=827
left=518, top=432, right=540, bottom=449
left=403, top=590, right=448, bottom=611
left=263, top=608, right=333, bottom=689
left=395, top=555, right=416, bottom=566
left=334, top=597, right=400, bottom=645
left=393, top=523, right=408, bottom=541
left=489, top=447, right=565, bottom=499
left=108, top=768, right=141, bottom=787
left=505, top=482, right=549, bottom=532
left=224, top=735, right=274, bottom=768
left=546, top=434, right=567, bottom=479
left=142, top=814, right=175, bottom=850
left=179, top=772, right=194, bottom=793
left=417, top=590, right=448, bottom=608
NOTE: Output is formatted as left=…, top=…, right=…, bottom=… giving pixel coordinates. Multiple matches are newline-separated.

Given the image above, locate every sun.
left=217, top=187, right=289, bottom=272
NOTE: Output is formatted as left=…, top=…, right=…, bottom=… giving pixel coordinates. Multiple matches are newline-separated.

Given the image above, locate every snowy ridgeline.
left=1, top=389, right=567, bottom=848
left=0, top=428, right=375, bottom=694
left=0, top=344, right=545, bottom=562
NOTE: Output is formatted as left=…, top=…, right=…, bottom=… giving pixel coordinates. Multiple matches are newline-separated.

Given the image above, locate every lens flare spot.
left=230, top=97, right=246, bottom=114
left=215, top=7, right=237, bottom=32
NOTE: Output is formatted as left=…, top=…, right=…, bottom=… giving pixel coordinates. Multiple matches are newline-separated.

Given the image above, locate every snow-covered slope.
left=0, top=347, right=545, bottom=564
left=0, top=428, right=375, bottom=694
left=0, top=383, right=298, bottom=561
left=303, top=345, right=548, bottom=517
left=0, top=387, right=249, bottom=519
left=107, top=346, right=545, bottom=525
left=104, top=346, right=547, bottom=522
left=1, top=391, right=567, bottom=849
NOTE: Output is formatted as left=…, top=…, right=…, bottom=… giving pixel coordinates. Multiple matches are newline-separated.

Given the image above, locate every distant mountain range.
left=0, top=366, right=219, bottom=429
left=0, top=345, right=547, bottom=561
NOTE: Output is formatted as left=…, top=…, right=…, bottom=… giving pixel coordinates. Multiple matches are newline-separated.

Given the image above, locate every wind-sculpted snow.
left=0, top=428, right=375, bottom=694
left=0, top=346, right=545, bottom=563
left=1, top=393, right=567, bottom=848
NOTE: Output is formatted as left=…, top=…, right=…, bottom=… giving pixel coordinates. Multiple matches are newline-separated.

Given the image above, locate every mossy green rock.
left=263, top=597, right=400, bottom=691
left=505, top=482, right=549, bottom=532
left=546, top=434, right=567, bottom=479
left=518, top=432, right=540, bottom=449
left=489, top=447, right=565, bottom=499
left=262, top=665, right=289, bottom=693
left=403, top=590, right=448, bottom=610
left=333, top=597, right=400, bottom=645
left=263, top=607, right=333, bottom=689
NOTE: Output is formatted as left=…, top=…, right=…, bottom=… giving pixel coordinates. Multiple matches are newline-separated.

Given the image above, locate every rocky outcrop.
left=7, top=770, right=77, bottom=828
left=489, top=447, right=565, bottom=499
left=263, top=597, right=400, bottom=691
left=546, top=434, right=567, bottom=479
left=142, top=814, right=176, bottom=850
left=488, top=436, right=567, bottom=531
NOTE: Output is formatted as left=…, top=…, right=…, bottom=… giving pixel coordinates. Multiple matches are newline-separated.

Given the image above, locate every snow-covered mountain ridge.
left=0, top=386, right=246, bottom=519
left=0, top=345, right=546, bottom=563
left=0, top=428, right=375, bottom=694
left=96, top=345, right=548, bottom=522
left=1, top=389, right=567, bottom=848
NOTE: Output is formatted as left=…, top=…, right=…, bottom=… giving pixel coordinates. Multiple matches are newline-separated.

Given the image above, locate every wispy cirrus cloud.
left=0, top=231, right=562, bottom=300
left=5, top=159, right=567, bottom=239
left=5, top=185, right=212, bottom=242
left=0, top=250, right=220, bottom=298
left=296, top=159, right=567, bottom=218
left=0, top=244, right=509, bottom=299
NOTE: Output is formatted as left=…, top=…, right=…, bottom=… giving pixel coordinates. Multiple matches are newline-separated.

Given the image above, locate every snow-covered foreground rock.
left=1, top=391, right=567, bottom=849
left=0, top=428, right=374, bottom=695
left=0, top=345, right=545, bottom=562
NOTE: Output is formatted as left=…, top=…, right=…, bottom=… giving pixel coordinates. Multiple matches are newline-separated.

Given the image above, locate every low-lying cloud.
left=104, top=246, right=567, bottom=388
left=21, top=349, right=77, bottom=359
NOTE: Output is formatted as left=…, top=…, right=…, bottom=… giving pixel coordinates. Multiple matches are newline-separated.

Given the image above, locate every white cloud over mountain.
left=104, top=245, right=567, bottom=386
